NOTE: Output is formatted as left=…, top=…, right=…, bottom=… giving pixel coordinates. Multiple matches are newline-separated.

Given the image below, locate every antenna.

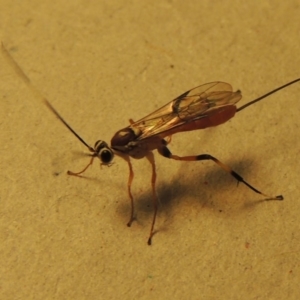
left=1, top=42, right=94, bottom=153
left=237, top=78, right=300, bottom=112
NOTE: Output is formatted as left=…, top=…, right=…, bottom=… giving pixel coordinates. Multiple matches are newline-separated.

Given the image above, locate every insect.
left=2, top=43, right=299, bottom=245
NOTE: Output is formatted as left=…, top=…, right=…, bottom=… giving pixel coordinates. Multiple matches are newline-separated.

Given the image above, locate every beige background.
left=1, top=1, right=300, bottom=299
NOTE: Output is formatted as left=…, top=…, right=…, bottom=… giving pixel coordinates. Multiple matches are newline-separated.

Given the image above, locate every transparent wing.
left=131, top=82, right=242, bottom=140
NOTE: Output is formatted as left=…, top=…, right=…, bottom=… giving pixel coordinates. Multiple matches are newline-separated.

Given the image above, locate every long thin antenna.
left=1, top=42, right=94, bottom=153
left=237, top=78, right=300, bottom=112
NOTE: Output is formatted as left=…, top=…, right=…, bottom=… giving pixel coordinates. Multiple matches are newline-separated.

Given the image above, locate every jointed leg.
left=120, top=152, right=158, bottom=244
left=120, top=155, right=135, bottom=227
left=67, top=156, right=95, bottom=177
left=145, top=152, right=159, bottom=245
left=158, top=146, right=283, bottom=201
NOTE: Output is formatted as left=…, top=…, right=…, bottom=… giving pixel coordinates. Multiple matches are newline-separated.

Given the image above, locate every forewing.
left=131, top=82, right=242, bottom=140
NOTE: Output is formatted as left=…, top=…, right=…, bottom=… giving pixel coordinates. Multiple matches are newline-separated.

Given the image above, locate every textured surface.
left=1, top=1, right=300, bottom=299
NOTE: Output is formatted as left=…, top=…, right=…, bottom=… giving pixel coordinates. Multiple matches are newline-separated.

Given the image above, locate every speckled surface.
left=1, top=1, right=299, bottom=299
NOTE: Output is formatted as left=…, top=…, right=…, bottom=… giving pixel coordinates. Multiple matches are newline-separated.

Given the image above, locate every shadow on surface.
left=115, top=154, right=281, bottom=226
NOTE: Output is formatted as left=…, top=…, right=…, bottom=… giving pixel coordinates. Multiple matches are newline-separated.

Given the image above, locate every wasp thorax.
left=111, top=128, right=137, bottom=148
left=94, top=140, right=114, bottom=164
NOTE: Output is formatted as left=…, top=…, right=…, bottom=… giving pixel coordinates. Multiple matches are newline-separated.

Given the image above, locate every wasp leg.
left=165, top=135, right=172, bottom=144
left=67, top=156, right=95, bottom=177
left=145, top=152, right=159, bottom=245
left=158, top=146, right=283, bottom=201
left=119, top=155, right=135, bottom=227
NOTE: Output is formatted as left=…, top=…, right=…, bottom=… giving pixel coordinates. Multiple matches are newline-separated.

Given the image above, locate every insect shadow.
left=115, top=153, right=270, bottom=228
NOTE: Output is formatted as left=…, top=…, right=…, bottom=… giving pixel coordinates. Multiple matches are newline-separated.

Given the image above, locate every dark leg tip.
left=147, top=237, right=152, bottom=246
left=276, top=195, right=284, bottom=201
left=127, top=215, right=135, bottom=227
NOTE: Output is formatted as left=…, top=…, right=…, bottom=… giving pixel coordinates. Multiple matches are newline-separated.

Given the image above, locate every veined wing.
left=131, top=82, right=242, bottom=140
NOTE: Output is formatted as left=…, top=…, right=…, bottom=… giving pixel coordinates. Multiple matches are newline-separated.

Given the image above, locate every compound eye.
left=94, top=140, right=114, bottom=164
left=99, top=148, right=114, bottom=164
